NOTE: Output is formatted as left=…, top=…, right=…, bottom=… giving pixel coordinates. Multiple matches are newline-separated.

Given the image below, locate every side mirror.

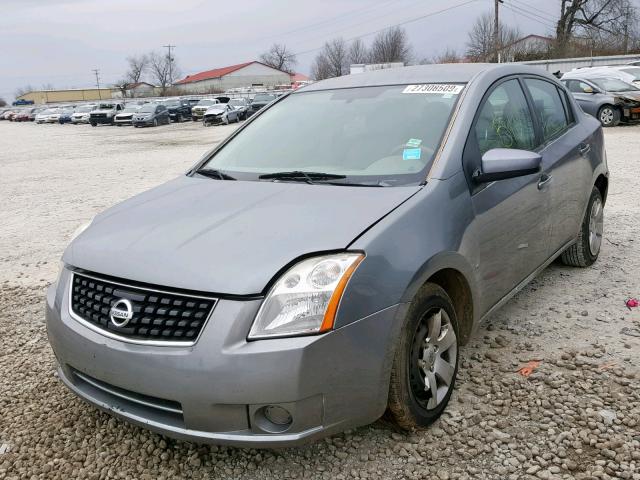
left=583, top=86, right=595, bottom=94
left=473, top=148, right=542, bottom=183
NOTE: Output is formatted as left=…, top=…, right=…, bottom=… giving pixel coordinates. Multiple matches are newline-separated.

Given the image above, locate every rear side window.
left=524, top=78, right=569, bottom=143
left=474, top=79, right=536, bottom=156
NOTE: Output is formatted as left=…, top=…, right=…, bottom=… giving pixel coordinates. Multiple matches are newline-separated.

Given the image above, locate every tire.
left=387, top=283, right=459, bottom=430
left=153, top=118, right=158, bottom=127
left=90, top=122, right=97, bottom=127
left=560, top=186, right=603, bottom=267
left=598, top=105, right=620, bottom=127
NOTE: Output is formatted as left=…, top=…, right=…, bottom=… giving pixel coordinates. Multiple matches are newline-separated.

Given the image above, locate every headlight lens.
left=248, top=253, right=364, bottom=339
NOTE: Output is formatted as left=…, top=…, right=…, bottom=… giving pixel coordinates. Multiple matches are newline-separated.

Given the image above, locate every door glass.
left=524, top=78, right=569, bottom=142
left=474, top=79, right=536, bottom=156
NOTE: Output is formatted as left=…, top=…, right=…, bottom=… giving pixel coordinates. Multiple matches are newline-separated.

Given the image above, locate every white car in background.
left=114, top=105, right=140, bottom=125
left=45, top=108, right=63, bottom=123
left=202, top=103, right=241, bottom=126
left=191, top=98, right=219, bottom=121
left=566, top=66, right=640, bottom=87
left=35, top=109, right=54, bottom=124
left=71, top=105, right=96, bottom=124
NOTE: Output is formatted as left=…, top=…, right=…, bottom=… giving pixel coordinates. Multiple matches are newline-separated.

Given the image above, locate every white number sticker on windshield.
left=402, top=84, right=464, bottom=95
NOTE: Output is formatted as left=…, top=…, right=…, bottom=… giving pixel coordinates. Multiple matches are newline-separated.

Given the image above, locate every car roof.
left=298, top=63, right=552, bottom=92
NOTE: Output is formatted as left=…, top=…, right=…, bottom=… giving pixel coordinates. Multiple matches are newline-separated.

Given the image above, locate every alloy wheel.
left=588, top=196, right=603, bottom=256
left=600, top=108, right=614, bottom=125
left=409, top=308, right=457, bottom=410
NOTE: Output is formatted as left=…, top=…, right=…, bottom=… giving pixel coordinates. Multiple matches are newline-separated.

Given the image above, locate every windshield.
left=591, top=78, right=639, bottom=92
left=121, top=106, right=138, bottom=113
left=229, top=99, right=246, bottom=106
left=77, top=106, right=94, bottom=112
left=619, top=68, right=640, bottom=80
left=199, top=84, right=462, bottom=186
left=138, top=104, right=157, bottom=113
left=98, top=103, right=116, bottom=109
left=253, top=94, right=276, bottom=103
left=197, top=99, right=217, bottom=106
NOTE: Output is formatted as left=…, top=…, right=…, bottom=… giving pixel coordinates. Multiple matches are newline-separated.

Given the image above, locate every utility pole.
left=92, top=69, right=102, bottom=99
left=622, top=2, right=630, bottom=54
left=163, top=44, right=176, bottom=91
left=494, top=0, right=504, bottom=63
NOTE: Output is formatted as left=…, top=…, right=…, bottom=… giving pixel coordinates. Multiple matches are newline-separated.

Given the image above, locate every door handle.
left=537, top=173, right=552, bottom=190
left=579, top=143, right=591, bottom=155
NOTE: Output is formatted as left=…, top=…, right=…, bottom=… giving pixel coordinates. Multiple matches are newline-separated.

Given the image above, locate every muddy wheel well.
left=427, top=269, right=473, bottom=345
left=595, top=174, right=608, bottom=205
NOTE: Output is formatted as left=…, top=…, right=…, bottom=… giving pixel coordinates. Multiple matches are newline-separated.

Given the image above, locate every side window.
left=557, top=86, right=575, bottom=124
left=474, top=79, right=536, bottom=156
left=524, top=78, right=569, bottom=143
left=565, top=80, right=581, bottom=93
left=577, top=81, right=593, bottom=93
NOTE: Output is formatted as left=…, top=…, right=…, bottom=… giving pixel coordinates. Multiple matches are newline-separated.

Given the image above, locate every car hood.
left=616, top=93, right=640, bottom=102
left=64, top=176, right=420, bottom=295
left=204, top=107, right=226, bottom=114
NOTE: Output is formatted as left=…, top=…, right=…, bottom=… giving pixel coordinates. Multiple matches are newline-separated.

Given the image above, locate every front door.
left=464, top=78, right=551, bottom=314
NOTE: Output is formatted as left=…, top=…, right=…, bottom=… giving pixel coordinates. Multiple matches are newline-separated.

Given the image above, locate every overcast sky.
left=0, top=0, right=633, bottom=100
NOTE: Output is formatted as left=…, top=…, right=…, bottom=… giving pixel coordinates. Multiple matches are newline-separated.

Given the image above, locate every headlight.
left=248, top=253, right=364, bottom=339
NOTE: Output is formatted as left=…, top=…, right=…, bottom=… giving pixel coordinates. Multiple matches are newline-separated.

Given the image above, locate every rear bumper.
left=46, top=269, right=402, bottom=447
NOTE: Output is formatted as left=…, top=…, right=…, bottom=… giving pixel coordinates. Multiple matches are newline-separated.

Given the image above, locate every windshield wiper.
left=258, top=171, right=347, bottom=184
left=195, top=168, right=236, bottom=180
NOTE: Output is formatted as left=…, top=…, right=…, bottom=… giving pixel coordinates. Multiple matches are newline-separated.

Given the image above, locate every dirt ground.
left=0, top=120, right=639, bottom=480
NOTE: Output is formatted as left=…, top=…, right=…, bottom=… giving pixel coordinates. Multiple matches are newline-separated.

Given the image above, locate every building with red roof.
left=174, top=61, right=292, bottom=94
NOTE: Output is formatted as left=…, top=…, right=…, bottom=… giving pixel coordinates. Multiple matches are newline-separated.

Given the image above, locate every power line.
left=255, top=0, right=398, bottom=41
left=510, top=0, right=557, bottom=24
left=503, top=3, right=556, bottom=29
left=293, top=0, right=481, bottom=57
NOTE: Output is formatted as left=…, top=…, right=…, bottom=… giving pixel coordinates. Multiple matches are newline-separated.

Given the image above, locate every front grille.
left=91, top=113, right=107, bottom=119
left=69, top=273, right=216, bottom=344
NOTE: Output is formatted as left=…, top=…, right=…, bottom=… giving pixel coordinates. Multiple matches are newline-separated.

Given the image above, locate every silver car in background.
left=561, top=76, right=640, bottom=126
left=47, top=64, right=608, bottom=447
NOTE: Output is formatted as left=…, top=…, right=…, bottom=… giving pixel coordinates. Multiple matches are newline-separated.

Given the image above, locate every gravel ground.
left=0, top=120, right=639, bottom=480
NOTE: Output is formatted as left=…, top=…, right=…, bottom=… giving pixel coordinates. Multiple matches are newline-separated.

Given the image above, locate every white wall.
left=175, top=63, right=291, bottom=94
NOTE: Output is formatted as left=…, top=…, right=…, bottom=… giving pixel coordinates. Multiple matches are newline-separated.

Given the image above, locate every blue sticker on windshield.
left=403, top=148, right=421, bottom=160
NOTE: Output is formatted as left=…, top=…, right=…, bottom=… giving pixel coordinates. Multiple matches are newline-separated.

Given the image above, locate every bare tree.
left=14, top=85, right=35, bottom=97
left=555, top=0, right=634, bottom=55
left=311, top=38, right=350, bottom=80
left=125, top=54, right=149, bottom=84
left=259, top=43, right=297, bottom=73
left=466, top=12, right=520, bottom=62
left=369, top=26, right=411, bottom=64
left=148, top=51, right=180, bottom=95
left=348, top=38, right=369, bottom=64
left=430, top=47, right=463, bottom=64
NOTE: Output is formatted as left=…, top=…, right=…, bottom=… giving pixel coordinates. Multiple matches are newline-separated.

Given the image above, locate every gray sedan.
left=561, top=76, right=640, bottom=126
left=46, top=63, right=607, bottom=447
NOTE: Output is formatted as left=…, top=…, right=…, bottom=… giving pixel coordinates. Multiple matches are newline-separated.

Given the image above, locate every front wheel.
left=598, top=105, right=620, bottom=127
left=560, top=186, right=603, bottom=267
left=387, top=283, right=459, bottom=430
left=90, top=122, right=97, bottom=127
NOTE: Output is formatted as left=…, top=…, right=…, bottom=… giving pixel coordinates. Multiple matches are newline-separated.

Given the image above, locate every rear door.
left=522, top=77, right=592, bottom=254
left=463, top=78, right=551, bottom=313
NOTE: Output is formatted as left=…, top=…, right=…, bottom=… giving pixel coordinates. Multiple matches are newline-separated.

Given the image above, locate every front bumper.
left=46, top=269, right=402, bottom=447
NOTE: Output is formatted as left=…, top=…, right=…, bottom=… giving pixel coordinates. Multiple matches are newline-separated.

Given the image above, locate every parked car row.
left=1, top=93, right=283, bottom=128
left=562, top=65, right=640, bottom=127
